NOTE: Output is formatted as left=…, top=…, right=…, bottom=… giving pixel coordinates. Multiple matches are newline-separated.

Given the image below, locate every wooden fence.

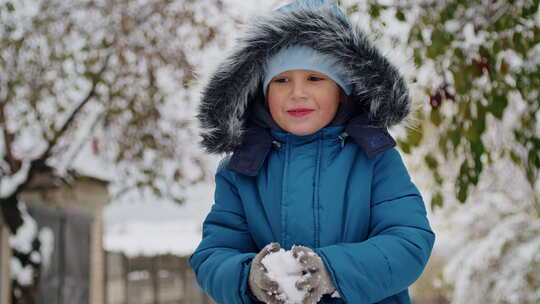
left=105, top=252, right=214, bottom=304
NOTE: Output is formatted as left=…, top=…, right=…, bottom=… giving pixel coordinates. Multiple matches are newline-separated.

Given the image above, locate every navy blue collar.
left=270, top=125, right=346, bottom=146
left=227, top=112, right=396, bottom=176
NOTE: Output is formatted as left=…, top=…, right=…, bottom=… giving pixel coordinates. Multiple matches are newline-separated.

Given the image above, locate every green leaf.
left=449, top=127, right=461, bottom=149
left=500, top=58, right=509, bottom=76
left=454, top=48, right=465, bottom=60
left=410, top=26, right=424, bottom=44
left=522, top=1, right=539, bottom=17
left=434, top=170, right=444, bottom=185
left=427, top=28, right=454, bottom=59
left=395, top=10, right=406, bottom=22
left=440, top=2, right=458, bottom=22
left=513, top=31, right=527, bottom=55
left=489, top=94, right=508, bottom=119
left=472, top=142, right=483, bottom=159
left=425, top=154, right=438, bottom=170
left=413, top=48, right=423, bottom=66
left=479, top=45, right=491, bottom=60
left=486, top=150, right=493, bottom=165
left=407, top=127, right=423, bottom=147
left=438, top=135, right=449, bottom=157
left=6, top=2, right=15, bottom=12
left=495, top=14, right=515, bottom=31
left=452, top=68, right=472, bottom=95
left=431, top=192, right=444, bottom=210
left=397, top=139, right=411, bottom=154
left=510, top=150, right=521, bottom=166
left=430, top=109, right=442, bottom=126
left=471, top=141, right=484, bottom=181
left=526, top=148, right=538, bottom=182
left=368, top=3, right=383, bottom=18
left=457, top=161, right=470, bottom=203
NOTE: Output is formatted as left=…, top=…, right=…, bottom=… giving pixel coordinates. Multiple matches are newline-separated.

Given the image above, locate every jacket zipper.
left=280, top=139, right=289, bottom=248
left=313, top=135, right=323, bottom=248
left=338, top=131, right=349, bottom=149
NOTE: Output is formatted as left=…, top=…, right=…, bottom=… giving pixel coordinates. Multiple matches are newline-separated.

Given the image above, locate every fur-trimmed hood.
left=197, top=1, right=411, bottom=155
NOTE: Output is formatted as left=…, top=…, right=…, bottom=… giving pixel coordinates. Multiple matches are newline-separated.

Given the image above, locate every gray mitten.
left=249, top=242, right=285, bottom=304
left=291, top=245, right=336, bottom=304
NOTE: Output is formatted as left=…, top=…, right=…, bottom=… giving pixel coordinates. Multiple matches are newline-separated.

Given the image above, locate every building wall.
left=20, top=173, right=109, bottom=304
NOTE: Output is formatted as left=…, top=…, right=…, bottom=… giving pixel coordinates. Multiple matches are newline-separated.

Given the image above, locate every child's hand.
left=291, top=245, right=336, bottom=304
left=249, top=242, right=285, bottom=304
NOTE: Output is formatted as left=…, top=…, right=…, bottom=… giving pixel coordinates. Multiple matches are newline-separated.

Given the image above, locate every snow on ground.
left=104, top=177, right=217, bottom=257
left=104, top=218, right=203, bottom=258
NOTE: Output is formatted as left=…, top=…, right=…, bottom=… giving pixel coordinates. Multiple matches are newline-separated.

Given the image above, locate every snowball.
left=261, top=249, right=306, bottom=304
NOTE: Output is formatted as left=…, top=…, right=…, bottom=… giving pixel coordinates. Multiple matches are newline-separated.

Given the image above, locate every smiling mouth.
left=287, top=109, right=314, bottom=117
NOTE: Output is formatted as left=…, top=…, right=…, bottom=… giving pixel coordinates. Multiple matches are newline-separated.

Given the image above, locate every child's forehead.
left=274, top=69, right=330, bottom=76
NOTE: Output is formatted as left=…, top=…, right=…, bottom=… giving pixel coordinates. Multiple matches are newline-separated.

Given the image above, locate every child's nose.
left=291, top=81, right=309, bottom=99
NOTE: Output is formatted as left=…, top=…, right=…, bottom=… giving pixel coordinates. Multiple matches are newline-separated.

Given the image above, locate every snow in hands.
left=261, top=248, right=313, bottom=304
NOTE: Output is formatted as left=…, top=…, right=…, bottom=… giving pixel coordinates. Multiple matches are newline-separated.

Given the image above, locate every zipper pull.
left=272, top=140, right=282, bottom=150
left=338, top=132, right=349, bottom=149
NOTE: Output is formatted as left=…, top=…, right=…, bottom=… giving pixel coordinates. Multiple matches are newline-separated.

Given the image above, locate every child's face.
left=266, top=69, right=342, bottom=136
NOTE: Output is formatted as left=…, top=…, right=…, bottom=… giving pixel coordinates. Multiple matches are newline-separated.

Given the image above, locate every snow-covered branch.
left=0, top=160, right=31, bottom=200
left=44, top=55, right=111, bottom=160
left=56, top=105, right=106, bottom=176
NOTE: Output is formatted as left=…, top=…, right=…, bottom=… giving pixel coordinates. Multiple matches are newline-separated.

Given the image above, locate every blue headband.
left=263, top=44, right=352, bottom=96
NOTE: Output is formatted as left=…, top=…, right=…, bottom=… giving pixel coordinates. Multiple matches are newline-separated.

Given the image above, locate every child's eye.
left=308, top=76, right=323, bottom=81
left=273, top=78, right=288, bottom=83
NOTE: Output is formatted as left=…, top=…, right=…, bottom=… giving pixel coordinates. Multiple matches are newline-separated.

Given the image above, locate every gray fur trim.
left=197, top=3, right=411, bottom=154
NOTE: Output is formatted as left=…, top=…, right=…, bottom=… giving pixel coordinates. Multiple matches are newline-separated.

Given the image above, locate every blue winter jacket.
left=190, top=1, right=435, bottom=303
left=189, top=125, right=435, bottom=304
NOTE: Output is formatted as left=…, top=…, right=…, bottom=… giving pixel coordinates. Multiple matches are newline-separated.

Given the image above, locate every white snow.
left=0, top=160, right=31, bottom=199
left=56, top=102, right=114, bottom=182
left=8, top=202, right=38, bottom=287
left=10, top=258, right=34, bottom=286
left=29, top=251, right=40, bottom=264
left=104, top=219, right=202, bottom=257
left=7, top=201, right=56, bottom=286
left=261, top=249, right=306, bottom=304
left=38, top=227, right=55, bottom=273
left=11, top=127, right=48, bottom=160
left=8, top=202, right=37, bottom=254
left=104, top=180, right=217, bottom=257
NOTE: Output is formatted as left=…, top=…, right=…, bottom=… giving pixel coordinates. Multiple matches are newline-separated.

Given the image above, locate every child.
left=190, top=1, right=435, bottom=303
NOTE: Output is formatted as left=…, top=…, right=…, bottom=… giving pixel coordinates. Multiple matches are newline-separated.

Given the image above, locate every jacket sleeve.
left=189, top=158, right=258, bottom=304
left=315, top=148, right=436, bottom=303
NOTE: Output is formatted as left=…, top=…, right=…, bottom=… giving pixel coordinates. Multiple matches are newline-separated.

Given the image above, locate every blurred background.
left=0, top=0, right=538, bottom=303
